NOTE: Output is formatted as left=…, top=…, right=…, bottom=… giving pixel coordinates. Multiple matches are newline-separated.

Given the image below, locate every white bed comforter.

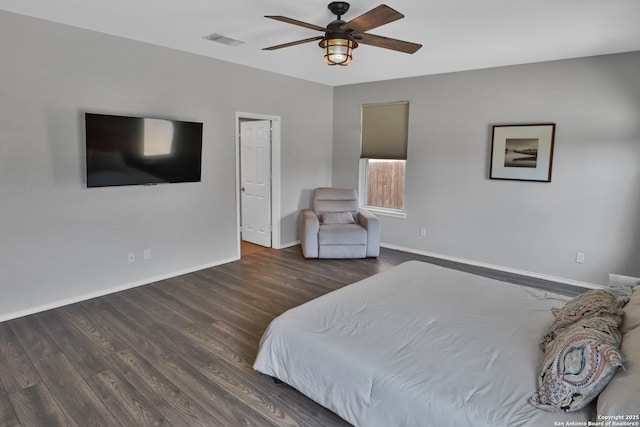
left=253, top=261, right=593, bottom=426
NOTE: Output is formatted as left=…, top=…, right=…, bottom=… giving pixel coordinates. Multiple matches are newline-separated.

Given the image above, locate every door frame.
left=235, top=112, right=281, bottom=257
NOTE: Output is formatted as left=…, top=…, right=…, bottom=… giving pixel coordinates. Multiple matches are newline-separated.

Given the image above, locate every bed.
left=253, top=261, right=634, bottom=426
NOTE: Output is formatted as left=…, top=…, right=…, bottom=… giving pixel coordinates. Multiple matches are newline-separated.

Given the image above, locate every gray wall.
left=333, top=52, right=640, bottom=285
left=0, top=11, right=333, bottom=320
left=3, top=10, right=638, bottom=320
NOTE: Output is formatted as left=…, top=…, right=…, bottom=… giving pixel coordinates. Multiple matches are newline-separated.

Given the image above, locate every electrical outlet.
left=143, top=248, right=151, bottom=260
left=420, top=227, right=427, bottom=237
left=575, top=252, right=585, bottom=264
left=128, top=252, right=135, bottom=263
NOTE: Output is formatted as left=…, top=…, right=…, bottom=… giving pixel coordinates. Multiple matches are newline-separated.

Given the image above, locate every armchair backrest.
left=312, top=188, right=359, bottom=214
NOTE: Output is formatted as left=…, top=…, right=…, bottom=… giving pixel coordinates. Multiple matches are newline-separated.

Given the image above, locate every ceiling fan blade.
left=342, top=5, right=404, bottom=34
left=265, top=16, right=327, bottom=32
left=357, top=33, right=422, bottom=54
left=263, top=36, right=325, bottom=51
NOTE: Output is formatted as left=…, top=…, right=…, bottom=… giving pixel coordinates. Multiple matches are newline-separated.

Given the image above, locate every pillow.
left=320, top=212, right=357, bottom=224
left=540, top=290, right=624, bottom=351
left=620, top=286, right=640, bottom=335
left=532, top=290, right=626, bottom=412
left=596, top=286, right=640, bottom=416
left=606, top=273, right=640, bottom=289
left=542, top=314, right=623, bottom=361
left=596, top=325, right=640, bottom=417
left=605, top=273, right=639, bottom=302
left=530, top=321, right=624, bottom=412
left=551, top=290, right=624, bottom=324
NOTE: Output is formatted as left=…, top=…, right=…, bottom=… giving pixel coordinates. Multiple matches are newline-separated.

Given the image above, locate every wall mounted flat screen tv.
left=85, top=113, right=203, bottom=187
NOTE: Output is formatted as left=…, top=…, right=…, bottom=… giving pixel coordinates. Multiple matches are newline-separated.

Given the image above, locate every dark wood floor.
left=0, top=246, right=584, bottom=427
left=240, top=240, right=270, bottom=257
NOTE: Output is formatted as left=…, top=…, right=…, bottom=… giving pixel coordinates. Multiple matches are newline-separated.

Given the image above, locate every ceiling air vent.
left=203, top=33, right=245, bottom=47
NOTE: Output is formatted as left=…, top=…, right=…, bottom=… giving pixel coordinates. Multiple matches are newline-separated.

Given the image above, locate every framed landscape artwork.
left=490, top=123, right=556, bottom=182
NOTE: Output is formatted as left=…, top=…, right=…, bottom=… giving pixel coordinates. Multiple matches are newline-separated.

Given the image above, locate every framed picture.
left=490, top=123, right=556, bottom=182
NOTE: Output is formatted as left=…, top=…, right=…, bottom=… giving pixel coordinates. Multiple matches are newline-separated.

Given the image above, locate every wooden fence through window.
left=366, top=160, right=405, bottom=209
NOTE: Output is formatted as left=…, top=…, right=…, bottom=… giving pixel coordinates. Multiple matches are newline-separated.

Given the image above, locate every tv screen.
left=85, top=113, right=203, bottom=187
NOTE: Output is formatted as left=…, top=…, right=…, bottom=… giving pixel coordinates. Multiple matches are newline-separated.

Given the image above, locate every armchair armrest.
left=300, top=209, right=320, bottom=258
left=358, top=208, right=380, bottom=257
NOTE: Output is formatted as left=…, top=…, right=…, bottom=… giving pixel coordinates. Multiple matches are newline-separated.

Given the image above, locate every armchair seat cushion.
left=319, top=224, right=368, bottom=246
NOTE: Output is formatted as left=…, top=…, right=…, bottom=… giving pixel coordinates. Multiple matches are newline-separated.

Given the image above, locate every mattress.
left=253, top=260, right=593, bottom=426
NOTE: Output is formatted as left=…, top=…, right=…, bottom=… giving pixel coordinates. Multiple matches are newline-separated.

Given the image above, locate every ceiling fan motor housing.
left=328, top=2, right=350, bottom=18
left=325, top=19, right=356, bottom=40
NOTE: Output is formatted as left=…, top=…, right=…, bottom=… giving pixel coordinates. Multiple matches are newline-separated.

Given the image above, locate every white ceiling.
left=2, top=0, right=640, bottom=86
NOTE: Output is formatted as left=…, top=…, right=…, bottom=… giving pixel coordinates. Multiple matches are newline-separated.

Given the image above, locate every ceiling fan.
left=263, top=2, right=422, bottom=66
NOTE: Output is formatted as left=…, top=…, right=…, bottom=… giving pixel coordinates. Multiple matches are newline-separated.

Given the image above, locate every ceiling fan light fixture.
left=319, top=37, right=358, bottom=66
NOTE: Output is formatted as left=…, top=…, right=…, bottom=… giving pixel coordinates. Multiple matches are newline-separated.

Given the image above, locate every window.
left=360, top=101, right=409, bottom=216
left=363, top=159, right=406, bottom=209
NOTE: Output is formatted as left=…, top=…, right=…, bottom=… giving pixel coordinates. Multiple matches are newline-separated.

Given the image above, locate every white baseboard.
left=0, top=256, right=239, bottom=323
left=381, top=243, right=603, bottom=291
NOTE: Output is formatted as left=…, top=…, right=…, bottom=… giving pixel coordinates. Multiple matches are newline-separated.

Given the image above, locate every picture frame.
left=490, top=123, right=556, bottom=182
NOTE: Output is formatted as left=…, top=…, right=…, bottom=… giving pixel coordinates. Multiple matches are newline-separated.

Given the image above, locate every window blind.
left=360, top=101, right=409, bottom=160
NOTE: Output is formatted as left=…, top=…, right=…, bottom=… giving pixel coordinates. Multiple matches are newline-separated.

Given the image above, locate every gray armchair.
left=300, top=187, right=380, bottom=259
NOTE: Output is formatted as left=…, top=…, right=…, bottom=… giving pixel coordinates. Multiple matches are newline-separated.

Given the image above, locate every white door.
left=240, top=120, right=271, bottom=247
